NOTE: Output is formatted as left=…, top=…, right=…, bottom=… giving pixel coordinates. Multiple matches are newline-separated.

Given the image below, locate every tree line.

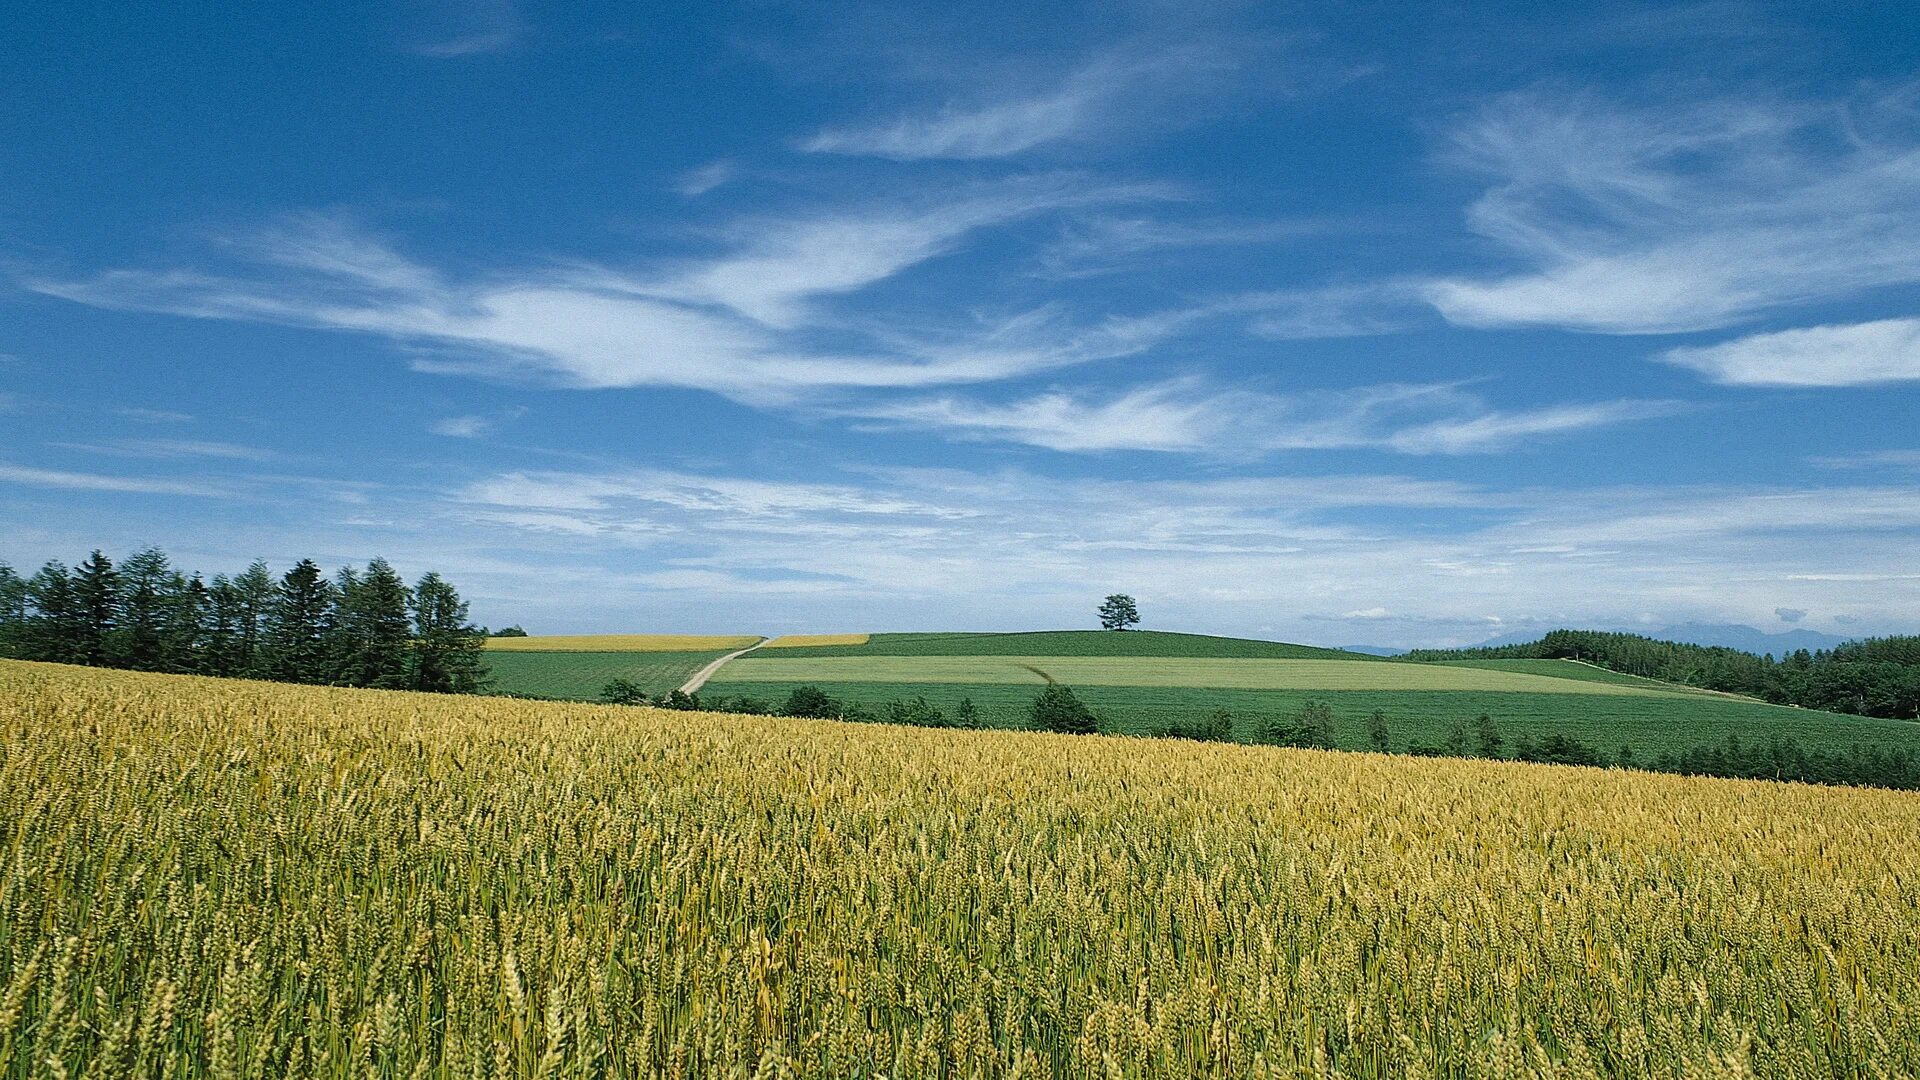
left=1405, top=628, right=1920, bottom=719
left=0, top=548, right=489, bottom=693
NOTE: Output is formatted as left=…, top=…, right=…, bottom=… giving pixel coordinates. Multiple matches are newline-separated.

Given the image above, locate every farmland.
left=484, top=633, right=761, bottom=653
left=480, top=634, right=761, bottom=698
left=703, top=630, right=1920, bottom=759
left=5, top=658, right=1920, bottom=1076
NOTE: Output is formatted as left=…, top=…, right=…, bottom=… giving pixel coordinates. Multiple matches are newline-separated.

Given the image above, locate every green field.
left=757, top=629, right=1383, bottom=659
left=485, top=649, right=729, bottom=699
left=701, top=630, right=1920, bottom=759
left=699, top=677, right=1920, bottom=757
left=722, top=654, right=1685, bottom=695
left=1432, top=658, right=1736, bottom=695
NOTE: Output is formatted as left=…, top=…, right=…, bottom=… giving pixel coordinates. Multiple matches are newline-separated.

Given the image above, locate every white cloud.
left=1661, top=318, right=1920, bottom=387
left=1422, top=87, right=1920, bottom=333
left=52, top=438, right=277, bottom=461
left=429, top=416, right=493, bottom=438
left=0, top=463, right=228, bottom=497
left=405, top=0, right=521, bottom=57
left=434, top=463, right=1920, bottom=643
left=800, top=38, right=1273, bottom=161
left=855, top=379, right=1674, bottom=455
left=675, top=160, right=736, bottom=197
left=30, top=189, right=1169, bottom=404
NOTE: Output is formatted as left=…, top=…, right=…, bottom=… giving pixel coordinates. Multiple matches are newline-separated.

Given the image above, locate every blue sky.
left=3, top=1, right=1919, bottom=646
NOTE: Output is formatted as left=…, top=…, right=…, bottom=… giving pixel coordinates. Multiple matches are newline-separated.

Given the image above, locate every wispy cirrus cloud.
left=851, top=378, right=1676, bottom=455
left=25, top=184, right=1176, bottom=404
left=0, top=462, right=229, bottom=497
left=402, top=0, right=522, bottom=57
left=50, top=438, right=278, bottom=461
left=1661, top=317, right=1920, bottom=387
left=1422, top=85, right=1920, bottom=334
left=801, top=37, right=1285, bottom=161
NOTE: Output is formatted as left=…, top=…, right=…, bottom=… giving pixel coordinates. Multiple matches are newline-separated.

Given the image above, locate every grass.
left=483, top=633, right=761, bottom=652
left=699, top=678, right=1920, bottom=758
left=763, top=633, right=870, bottom=648
left=1434, top=658, right=1738, bottom=696
left=485, top=650, right=729, bottom=699
left=759, top=629, right=1387, bottom=659
left=718, top=654, right=1689, bottom=695
left=6, top=659, right=1920, bottom=1076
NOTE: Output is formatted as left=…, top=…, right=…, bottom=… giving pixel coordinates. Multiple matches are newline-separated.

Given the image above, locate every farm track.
left=680, top=637, right=768, bottom=694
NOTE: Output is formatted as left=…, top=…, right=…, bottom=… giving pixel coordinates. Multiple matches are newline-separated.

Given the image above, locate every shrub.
left=885, top=696, right=948, bottom=728
left=781, top=685, right=843, bottom=719
left=1030, top=684, right=1099, bottom=735
left=1260, top=700, right=1335, bottom=749
left=600, top=678, right=650, bottom=706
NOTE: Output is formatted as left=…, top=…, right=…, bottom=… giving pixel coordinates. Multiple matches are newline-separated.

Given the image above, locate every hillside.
left=753, top=629, right=1386, bottom=659
left=702, top=629, right=1920, bottom=766
left=6, top=659, right=1919, bottom=1076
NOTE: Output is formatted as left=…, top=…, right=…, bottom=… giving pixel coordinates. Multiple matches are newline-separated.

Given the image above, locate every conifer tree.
left=410, top=572, right=487, bottom=693
left=266, top=559, right=336, bottom=683
left=71, top=550, right=119, bottom=666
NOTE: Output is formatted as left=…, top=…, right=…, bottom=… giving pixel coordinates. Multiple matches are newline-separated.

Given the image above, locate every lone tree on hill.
left=1098, top=594, right=1140, bottom=631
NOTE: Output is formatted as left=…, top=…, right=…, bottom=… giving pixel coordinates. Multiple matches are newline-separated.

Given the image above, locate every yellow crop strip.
left=761, top=633, right=871, bottom=648
left=483, top=633, right=762, bottom=652
left=4, top=658, right=1919, bottom=1076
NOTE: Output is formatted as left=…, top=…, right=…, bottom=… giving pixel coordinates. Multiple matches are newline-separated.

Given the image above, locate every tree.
left=71, top=550, right=120, bottom=666
left=0, top=563, right=26, bottom=658
left=491, top=625, right=530, bottom=637
left=1366, top=710, right=1391, bottom=752
left=201, top=575, right=248, bottom=675
left=1030, top=683, right=1099, bottom=734
left=781, top=685, right=842, bottom=719
left=1444, top=720, right=1471, bottom=757
left=265, top=560, right=336, bottom=684
left=334, top=558, right=414, bottom=688
left=114, top=547, right=186, bottom=671
left=885, top=696, right=948, bottom=728
left=1097, top=594, right=1141, bottom=631
left=601, top=678, right=650, bottom=705
left=410, top=572, right=488, bottom=693
left=1261, top=701, right=1335, bottom=749
left=953, top=696, right=981, bottom=729
left=1473, top=714, right=1504, bottom=758
left=232, top=560, right=276, bottom=677
left=23, top=562, right=81, bottom=664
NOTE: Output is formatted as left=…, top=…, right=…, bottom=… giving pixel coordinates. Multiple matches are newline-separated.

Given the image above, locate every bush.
left=1030, top=684, right=1099, bottom=735
left=1165, top=709, right=1234, bottom=743
left=1474, top=714, right=1503, bottom=758
left=781, top=685, right=843, bottom=719
left=1366, top=710, right=1391, bottom=752
left=660, top=690, right=701, bottom=711
left=953, top=697, right=981, bottom=729
left=1514, top=733, right=1604, bottom=766
left=885, top=696, right=948, bottom=728
left=1260, top=700, right=1335, bottom=749
left=600, top=678, right=650, bottom=706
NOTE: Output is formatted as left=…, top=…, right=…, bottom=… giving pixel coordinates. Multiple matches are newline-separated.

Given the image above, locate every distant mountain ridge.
left=1459, top=623, right=1854, bottom=656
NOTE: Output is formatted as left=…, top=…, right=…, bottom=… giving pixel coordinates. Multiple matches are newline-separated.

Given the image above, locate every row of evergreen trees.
left=0, top=548, right=489, bottom=693
left=1405, top=628, right=1920, bottom=719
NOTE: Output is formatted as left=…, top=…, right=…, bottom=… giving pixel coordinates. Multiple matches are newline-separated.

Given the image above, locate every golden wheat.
left=759, top=634, right=871, bottom=649
left=481, top=634, right=763, bottom=653
left=2, top=659, right=1917, bottom=1077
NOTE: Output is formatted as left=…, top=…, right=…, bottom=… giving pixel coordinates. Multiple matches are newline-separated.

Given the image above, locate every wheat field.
left=482, top=635, right=763, bottom=653
left=3, top=658, right=1918, bottom=1077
